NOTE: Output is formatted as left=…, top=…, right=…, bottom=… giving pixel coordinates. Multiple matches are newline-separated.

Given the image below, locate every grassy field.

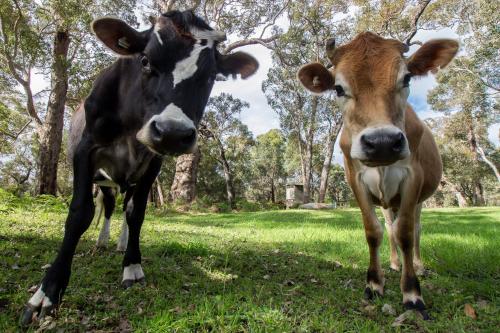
left=0, top=195, right=499, bottom=332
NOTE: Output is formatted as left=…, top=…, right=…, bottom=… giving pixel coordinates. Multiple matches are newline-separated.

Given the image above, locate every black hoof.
left=404, top=300, right=430, bottom=320
left=364, top=287, right=382, bottom=300
left=19, top=305, right=35, bottom=327
left=122, top=279, right=134, bottom=289
left=122, top=278, right=145, bottom=289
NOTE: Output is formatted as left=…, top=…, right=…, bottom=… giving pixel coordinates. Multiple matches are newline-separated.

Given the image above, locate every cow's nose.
left=360, top=131, right=406, bottom=163
left=150, top=120, right=196, bottom=153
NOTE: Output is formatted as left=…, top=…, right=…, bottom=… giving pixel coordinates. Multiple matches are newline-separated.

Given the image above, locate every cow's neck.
left=93, top=136, right=156, bottom=192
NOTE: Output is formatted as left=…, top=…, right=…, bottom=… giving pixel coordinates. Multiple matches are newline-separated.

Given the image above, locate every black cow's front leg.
left=121, top=157, right=162, bottom=288
left=20, top=137, right=95, bottom=326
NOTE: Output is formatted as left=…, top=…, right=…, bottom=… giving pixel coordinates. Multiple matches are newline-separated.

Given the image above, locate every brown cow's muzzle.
left=352, top=127, right=410, bottom=166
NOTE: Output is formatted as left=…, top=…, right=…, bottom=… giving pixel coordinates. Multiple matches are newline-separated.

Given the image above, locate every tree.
left=263, top=1, right=348, bottom=203
left=200, top=93, right=252, bottom=209
left=249, top=129, right=286, bottom=203
left=0, top=0, right=136, bottom=195
left=427, top=0, right=500, bottom=205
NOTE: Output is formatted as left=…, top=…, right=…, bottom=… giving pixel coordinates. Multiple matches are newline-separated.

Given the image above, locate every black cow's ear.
left=217, top=52, right=259, bottom=79
left=92, top=17, right=148, bottom=56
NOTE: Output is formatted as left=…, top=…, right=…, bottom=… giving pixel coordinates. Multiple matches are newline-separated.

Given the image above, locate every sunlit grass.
left=0, top=199, right=498, bottom=332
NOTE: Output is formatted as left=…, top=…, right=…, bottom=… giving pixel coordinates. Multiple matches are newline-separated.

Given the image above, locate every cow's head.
left=92, top=10, right=258, bottom=155
left=298, top=32, right=458, bottom=166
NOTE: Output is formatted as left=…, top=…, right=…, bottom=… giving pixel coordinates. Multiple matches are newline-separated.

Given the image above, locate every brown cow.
left=298, top=32, right=458, bottom=318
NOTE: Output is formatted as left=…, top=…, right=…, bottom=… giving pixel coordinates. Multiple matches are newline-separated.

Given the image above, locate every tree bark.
left=466, top=120, right=485, bottom=206
left=477, top=146, right=500, bottom=183
left=318, top=120, right=342, bottom=203
left=169, top=147, right=201, bottom=204
left=219, top=146, right=236, bottom=209
left=37, top=30, right=70, bottom=195
left=301, top=96, right=318, bottom=203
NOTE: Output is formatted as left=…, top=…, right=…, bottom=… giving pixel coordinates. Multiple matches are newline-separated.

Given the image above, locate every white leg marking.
left=116, top=219, right=129, bottom=252
left=28, top=287, right=52, bottom=308
left=122, top=264, right=145, bottom=282
left=367, top=280, right=385, bottom=296
left=403, top=291, right=424, bottom=305
left=96, top=218, right=111, bottom=247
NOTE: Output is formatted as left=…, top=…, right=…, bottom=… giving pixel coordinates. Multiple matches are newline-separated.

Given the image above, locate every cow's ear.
left=297, top=63, right=334, bottom=94
left=407, top=39, right=459, bottom=76
left=92, top=17, right=149, bottom=56
left=217, top=52, right=259, bottom=79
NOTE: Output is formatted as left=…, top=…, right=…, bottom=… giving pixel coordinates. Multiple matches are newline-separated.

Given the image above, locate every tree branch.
left=223, top=35, right=279, bottom=54
left=404, top=0, right=432, bottom=46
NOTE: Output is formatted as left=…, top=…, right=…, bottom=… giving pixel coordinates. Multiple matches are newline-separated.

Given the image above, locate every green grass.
left=0, top=197, right=499, bottom=332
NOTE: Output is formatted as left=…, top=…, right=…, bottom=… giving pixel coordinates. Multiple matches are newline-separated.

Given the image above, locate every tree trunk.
left=302, top=96, right=318, bottom=203
left=218, top=146, right=235, bottom=209
left=37, top=30, right=70, bottom=195
left=318, top=120, right=342, bottom=203
left=477, top=146, right=500, bottom=183
left=156, top=179, right=165, bottom=206
left=466, top=121, right=485, bottom=206
left=169, top=147, right=201, bottom=204
left=270, top=178, right=275, bottom=203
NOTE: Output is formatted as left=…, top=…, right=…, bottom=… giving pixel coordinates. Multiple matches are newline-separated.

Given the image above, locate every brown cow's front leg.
left=351, top=182, right=385, bottom=299
left=395, top=182, right=429, bottom=319
left=381, top=208, right=400, bottom=271
left=413, top=203, right=425, bottom=276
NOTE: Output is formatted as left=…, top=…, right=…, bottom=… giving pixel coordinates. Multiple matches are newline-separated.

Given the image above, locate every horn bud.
left=325, top=37, right=336, bottom=59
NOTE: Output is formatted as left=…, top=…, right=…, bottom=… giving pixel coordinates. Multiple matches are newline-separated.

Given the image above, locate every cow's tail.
left=93, top=189, right=105, bottom=229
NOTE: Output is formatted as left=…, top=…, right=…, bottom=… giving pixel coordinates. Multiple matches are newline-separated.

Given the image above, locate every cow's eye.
left=335, top=85, right=346, bottom=97
left=402, top=73, right=412, bottom=88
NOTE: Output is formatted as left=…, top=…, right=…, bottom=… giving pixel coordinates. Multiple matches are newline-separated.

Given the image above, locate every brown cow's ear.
left=297, top=63, right=334, bottom=94
left=92, top=18, right=149, bottom=56
left=217, top=52, right=259, bottom=79
left=407, top=39, right=459, bottom=76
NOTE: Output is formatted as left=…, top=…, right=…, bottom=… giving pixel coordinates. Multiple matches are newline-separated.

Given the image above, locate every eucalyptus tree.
left=426, top=0, right=500, bottom=204
left=248, top=129, right=286, bottom=203
left=0, top=0, right=137, bottom=195
left=199, top=93, right=252, bottom=209
left=263, top=0, right=347, bottom=203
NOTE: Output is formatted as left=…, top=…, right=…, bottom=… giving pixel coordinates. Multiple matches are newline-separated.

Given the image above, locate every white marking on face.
left=156, top=104, right=195, bottom=129
left=172, top=39, right=210, bottom=88
left=122, top=264, right=145, bottom=282
left=136, top=104, right=196, bottom=152
left=190, top=26, right=226, bottom=43
left=28, top=287, right=53, bottom=308
left=350, top=126, right=409, bottom=161
left=154, top=24, right=164, bottom=46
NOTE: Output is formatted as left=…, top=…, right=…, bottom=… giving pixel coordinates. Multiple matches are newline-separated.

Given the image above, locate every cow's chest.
left=359, top=163, right=409, bottom=208
left=92, top=137, right=154, bottom=191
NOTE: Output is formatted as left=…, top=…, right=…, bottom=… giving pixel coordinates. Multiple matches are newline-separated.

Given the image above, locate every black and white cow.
left=21, top=10, right=258, bottom=325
